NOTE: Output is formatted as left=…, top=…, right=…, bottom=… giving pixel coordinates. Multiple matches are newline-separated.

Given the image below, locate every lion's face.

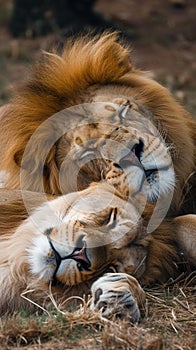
left=27, top=183, right=142, bottom=286
left=55, top=100, right=175, bottom=202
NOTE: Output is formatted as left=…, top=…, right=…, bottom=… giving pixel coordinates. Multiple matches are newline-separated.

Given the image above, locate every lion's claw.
left=90, top=273, right=145, bottom=322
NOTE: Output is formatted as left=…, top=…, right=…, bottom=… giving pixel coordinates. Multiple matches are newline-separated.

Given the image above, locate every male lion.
left=0, top=32, right=195, bottom=318
left=0, top=32, right=195, bottom=211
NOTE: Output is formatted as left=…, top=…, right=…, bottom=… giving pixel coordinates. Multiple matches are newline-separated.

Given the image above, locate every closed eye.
left=104, top=208, right=117, bottom=228
left=80, top=208, right=118, bottom=228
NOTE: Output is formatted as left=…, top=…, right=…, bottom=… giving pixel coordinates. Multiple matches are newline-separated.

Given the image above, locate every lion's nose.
left=132, top=139, right=144, bottom=161
left=119, top=139, right=144, bottom=169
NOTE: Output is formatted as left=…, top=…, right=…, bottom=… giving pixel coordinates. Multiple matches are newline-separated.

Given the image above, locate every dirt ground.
left=0, top=0, right=195, bottom=349
left=0, top=0, right=196, bottom=116
left=96, top=0, right=196, bottom=115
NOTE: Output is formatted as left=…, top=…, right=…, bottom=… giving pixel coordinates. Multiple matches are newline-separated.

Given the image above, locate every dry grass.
left=0, top=275, right=195, bottom=350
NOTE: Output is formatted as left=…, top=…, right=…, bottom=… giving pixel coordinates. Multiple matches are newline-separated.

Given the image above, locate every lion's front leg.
left=90, top=273, right=145, bottom=322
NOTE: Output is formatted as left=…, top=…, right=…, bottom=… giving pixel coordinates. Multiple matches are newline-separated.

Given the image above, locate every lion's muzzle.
left=46, top=233, right=91, bottom=285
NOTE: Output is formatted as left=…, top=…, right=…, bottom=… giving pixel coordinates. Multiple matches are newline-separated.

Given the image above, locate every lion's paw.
left=90, top=273, right=145, bottom=322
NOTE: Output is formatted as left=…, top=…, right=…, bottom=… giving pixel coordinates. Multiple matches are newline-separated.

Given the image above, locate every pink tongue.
left=71, top=247, right=89, bottom=264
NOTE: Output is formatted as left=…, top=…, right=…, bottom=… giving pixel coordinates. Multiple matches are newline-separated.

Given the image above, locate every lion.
left=0, top=182, right=194, bottom=319
left=0, top=32, right=195, bottom=211
left=0, top=183, right=195, bottom=318
left=0, top=32, right=195, bottom=318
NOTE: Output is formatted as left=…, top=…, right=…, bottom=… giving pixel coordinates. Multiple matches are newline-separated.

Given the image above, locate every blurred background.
left=0, top=0, right=195, bottom=115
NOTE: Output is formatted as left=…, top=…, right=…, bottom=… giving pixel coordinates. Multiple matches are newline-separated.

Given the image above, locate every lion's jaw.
left=27, top=184, right=141, bottom=286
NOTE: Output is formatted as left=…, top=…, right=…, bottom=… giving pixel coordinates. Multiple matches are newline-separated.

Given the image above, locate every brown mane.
left=0, top=32, right=195, bottom=211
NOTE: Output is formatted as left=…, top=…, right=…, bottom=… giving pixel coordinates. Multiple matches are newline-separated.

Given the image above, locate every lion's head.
left=16, top=100, right=175, bottom=207
left=0, top=32, right=195, bottom=215
left=23, top=183, right=143, bottom=287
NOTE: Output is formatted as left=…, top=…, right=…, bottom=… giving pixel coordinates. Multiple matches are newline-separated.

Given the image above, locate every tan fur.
left=0, top=32, right=195, bottom=211
left=0, top=186, right=179, bottom=315
left=0, top=32, right=195, bottom=316
left=173, top=215, right=196, bottom=266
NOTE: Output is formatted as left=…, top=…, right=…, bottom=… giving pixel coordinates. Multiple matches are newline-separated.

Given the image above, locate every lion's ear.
left=14, top=148, right=41, bottom=170
left=14, top=148, right=34, bottom=169
left=14, top=149, right=24, bottom=167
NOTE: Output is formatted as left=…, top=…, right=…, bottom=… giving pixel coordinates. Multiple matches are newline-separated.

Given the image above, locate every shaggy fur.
left=0, top=185, right=195, bottom=316
left=0, top=32, right=195, bottom=316
left=0, top=185, right=181, bottom=315
left=0, top=32, right=195, bottom=211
